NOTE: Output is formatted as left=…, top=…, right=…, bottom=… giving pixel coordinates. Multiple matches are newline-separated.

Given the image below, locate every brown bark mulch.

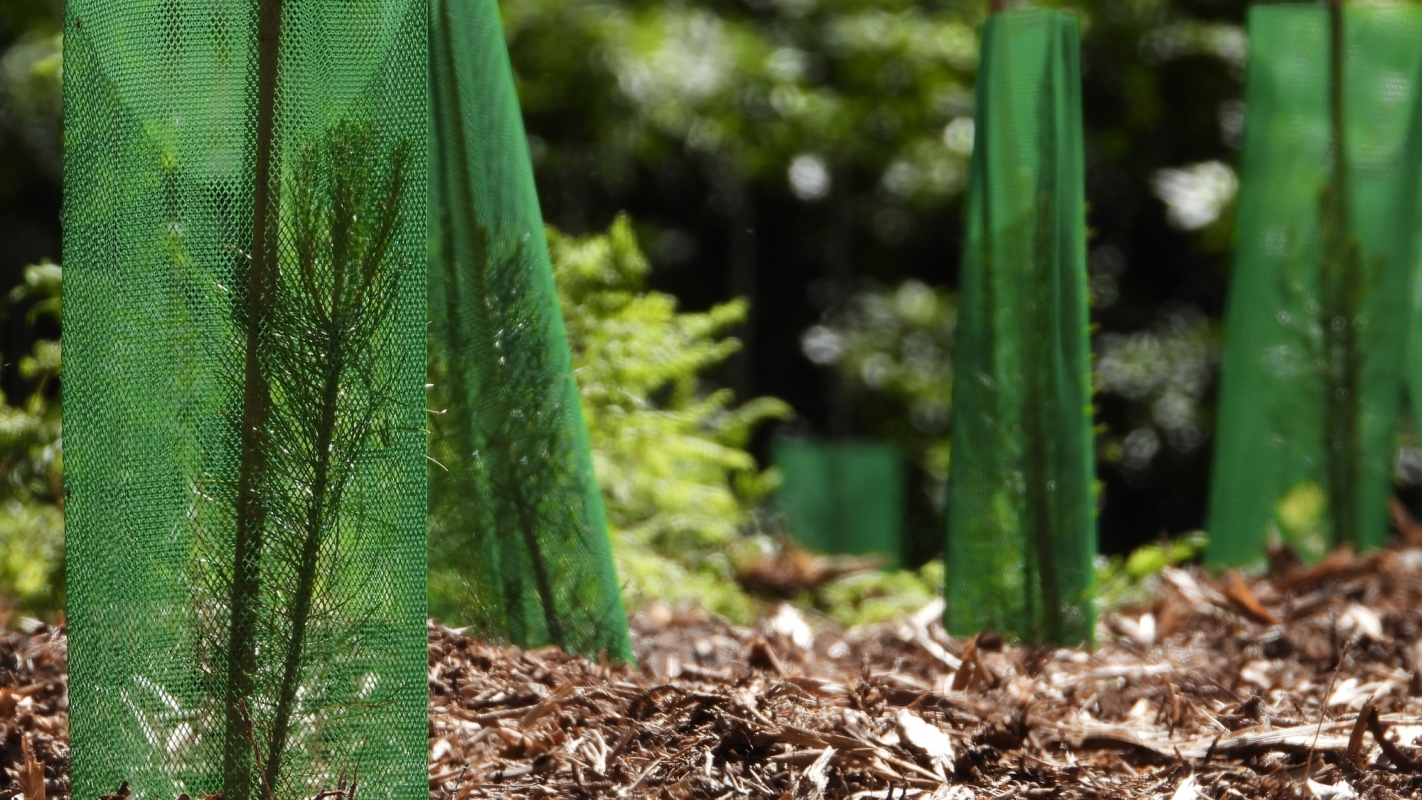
left=14, top=545, right=1422, bottom=798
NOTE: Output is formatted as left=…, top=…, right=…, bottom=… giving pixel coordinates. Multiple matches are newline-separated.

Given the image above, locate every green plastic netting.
left=64, top=2, right=428, bottom=799
left=426, top=0, right=632, bottom=661
left=773, top=440, right=905, bottom=568
left=944, top=9, right=1095, bottom=646
left=1206, top=5, right=1422, bottom=568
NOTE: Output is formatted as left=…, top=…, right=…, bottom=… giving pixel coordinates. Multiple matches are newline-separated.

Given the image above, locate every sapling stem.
left=1024, top=192, right=1062, bottom=645
left=223, top=1, right=282, bottom=798
left=1320, top=0, right=1363, bottom=549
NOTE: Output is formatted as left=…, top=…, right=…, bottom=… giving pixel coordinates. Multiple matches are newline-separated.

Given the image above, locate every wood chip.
left=793, top=747, right=835, bottom=800
left=1220, top=570, right=1281, bottom=625
left=18, top=734, right=44, bottom=800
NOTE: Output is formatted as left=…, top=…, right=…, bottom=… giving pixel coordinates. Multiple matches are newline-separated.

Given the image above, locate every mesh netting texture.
left=774, top=440, right=905, bottom=568
left=944, top=10, right=1095, bottom=647
left=63, top=2, right=429, bottom=799
left=426, top=0, right=632, bottom=662
left=1207, top=6, right=1422, bottom=567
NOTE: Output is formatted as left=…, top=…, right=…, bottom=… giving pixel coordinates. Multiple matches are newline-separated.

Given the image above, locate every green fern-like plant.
left=550, top=216, right=791, bottom=621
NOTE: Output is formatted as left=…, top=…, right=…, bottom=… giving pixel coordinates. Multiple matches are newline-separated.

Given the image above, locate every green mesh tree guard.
left=64, top=2, right=428, bottom=799
left=426, top=0, right=632, bottom=661
left=773, top=440, right=905, bottom=568
left=1207, top=5, right=1422, bottom=568
left=944, top=9, right=1095, bottom=646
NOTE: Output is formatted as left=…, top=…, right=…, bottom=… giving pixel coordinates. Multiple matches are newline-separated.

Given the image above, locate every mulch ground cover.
left=13, top=545, right=1422, bottom=798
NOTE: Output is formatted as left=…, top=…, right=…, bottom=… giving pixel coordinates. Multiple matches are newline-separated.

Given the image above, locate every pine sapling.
left=258, top=122, right=410, bottom=800
left=1319, top=0, right=1366, bottom=549
left=428, top=0, right=566, bottom=647
left=215, top=119, right=411, bottom=800
left=1021, top=192, right=1064, bottom=645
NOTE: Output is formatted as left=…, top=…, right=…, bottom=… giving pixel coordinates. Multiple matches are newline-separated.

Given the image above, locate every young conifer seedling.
left=1272, top=5, right=1374, bottom=556
left=1203, top=6, right=1422, bottom=567
left=216, top=120, right=411, bottom=800
left=945, top=10, right=1094, bottom=647
left=425, top=0, right=632, bottom=661
left=64, top=2, right=428, bottom=798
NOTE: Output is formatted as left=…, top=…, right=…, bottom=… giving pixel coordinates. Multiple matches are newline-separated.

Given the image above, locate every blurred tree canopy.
left=0, top=0, right=62, bottom=285
left=0, top=0, right=1252, bottom=611
left=504, top=0, right=1246, bottom=556
left=0, top=0, right=62, bottom=406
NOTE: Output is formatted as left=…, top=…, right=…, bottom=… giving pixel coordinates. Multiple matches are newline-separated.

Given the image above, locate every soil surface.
left=12, top=545, right=1422, bottom=798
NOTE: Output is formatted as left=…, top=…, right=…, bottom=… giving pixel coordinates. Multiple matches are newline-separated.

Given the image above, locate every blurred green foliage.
left=818, top=559, right=943, bottom=627
left=803, top=281, right=955, bottom=485
left=0, top=261, right=62, bottom=615
left=1094, top=529, right=1205, bottom=611
left=1, top=0, right=64, bottom=277
left=505, top=0, right=979, bottom=201
left=552, top=216, right=791, bottom=621
left=1, top=27, right=61, bottom=168
left=1094, top=307, right=1219, bottom=479
left=503, top=0, right=1248, bottom=552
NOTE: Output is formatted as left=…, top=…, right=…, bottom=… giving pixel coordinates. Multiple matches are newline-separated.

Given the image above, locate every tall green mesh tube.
left=63, top=2, right=428, bottom=799
left=426, top=0, right=632, bottom=661
left=1207, top=6, right=1422, bottom=568
left=944, top=10, right=1095, bottom=646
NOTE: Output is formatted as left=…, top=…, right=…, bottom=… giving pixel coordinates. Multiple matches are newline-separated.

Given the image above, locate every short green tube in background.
left=774, top=439, right=906, bottom=568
